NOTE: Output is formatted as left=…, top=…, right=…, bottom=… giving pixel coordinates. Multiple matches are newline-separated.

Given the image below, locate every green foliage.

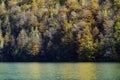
left=114, top=0, right=120, bottom=10
left=0, top=36, right=4, bottom=48
left=0, top=19, right=1, bottom=32
left=0, top=20, right=4, bottom=48
left=114, top=21, right=120, bottom=42
left=26, top=27, right=41, bottom=56
left=114, top=20, right=120, bottom=58
left=59, top=0, right=67, bottom=6
left=102, top=10, right=110, bottom=19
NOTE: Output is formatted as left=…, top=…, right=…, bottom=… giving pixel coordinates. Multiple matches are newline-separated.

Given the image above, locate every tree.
left=76, top=21, right=96, bottom=61
left=100, top=0, right=115, bottom=60
left=114, top=19, right=120, bottom=59
left=0, top=20, right=4, bottom=49
left=26, top=27, right=42, bottom=56
left=17, top=29, right=29, bottom=49
left=0, top=1, right=6, bottom=16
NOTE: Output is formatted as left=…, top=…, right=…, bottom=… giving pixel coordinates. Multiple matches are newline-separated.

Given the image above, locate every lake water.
left=0, top=63, right=120, bottom=80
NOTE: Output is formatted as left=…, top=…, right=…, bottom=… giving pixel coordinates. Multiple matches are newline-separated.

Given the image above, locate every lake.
left=0, top=63, right=120, bottom=80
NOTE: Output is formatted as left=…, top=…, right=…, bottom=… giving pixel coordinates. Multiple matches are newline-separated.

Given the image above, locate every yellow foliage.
left=59, top=7, right=69, bottom=14
left=63, top=21, right=72, bottom=31
left=0, top=33, right=4, bottom=48
left=114, top=0, right=120, bottom=10
left=0, top=1, right=6, bottom=15
left=49, top=7, right=56, bottom=15
left=80, top=0, right=89, bottom=7
left=8, top=0, right=22, bottom=7
left=77, top=22, right=94, bottom=54
left=37, top=1, right=45, bottom=8
left=102, top=10, right=110, bottom=19
left=28, top=41, right=41, bottom=56
left=21, top=4, right=31, bottom=11
left=91, top=0, right=99, bottom=12
left=67, top=0, right=79, bottom=10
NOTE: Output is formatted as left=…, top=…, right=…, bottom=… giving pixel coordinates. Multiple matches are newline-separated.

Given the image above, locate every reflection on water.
left=0, top=63, right=120, bottom=80
left=76, top=63, right=96, bottom=80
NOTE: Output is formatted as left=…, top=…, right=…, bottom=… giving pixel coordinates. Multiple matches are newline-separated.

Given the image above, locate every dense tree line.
left=0, top=0, right=120, bottom=62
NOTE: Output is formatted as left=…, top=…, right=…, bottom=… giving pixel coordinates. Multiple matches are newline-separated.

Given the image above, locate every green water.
left=0, top=63, right=120, bottom=80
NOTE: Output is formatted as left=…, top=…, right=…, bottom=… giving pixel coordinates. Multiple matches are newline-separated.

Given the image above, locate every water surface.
left=0, top=63, right=120, bottom=80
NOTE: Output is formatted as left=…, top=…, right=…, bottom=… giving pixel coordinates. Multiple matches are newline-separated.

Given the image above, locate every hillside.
left=0, top=0, right=120, bottom=62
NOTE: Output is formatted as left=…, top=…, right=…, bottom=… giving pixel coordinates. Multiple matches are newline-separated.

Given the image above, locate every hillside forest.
left=0, top=0, right=120, bottom=62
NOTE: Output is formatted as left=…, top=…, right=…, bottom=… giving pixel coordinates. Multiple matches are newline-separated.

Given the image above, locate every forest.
left=0, top=0, right=120, bottom=62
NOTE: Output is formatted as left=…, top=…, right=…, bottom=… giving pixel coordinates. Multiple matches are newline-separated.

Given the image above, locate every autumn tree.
left=26, top=27, right=42, bottom=56
left=17, top=29, right=29, bottom=49
left=0, top=1, right=6, bottom=16
left=76, top=21, right=96, bottom=61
